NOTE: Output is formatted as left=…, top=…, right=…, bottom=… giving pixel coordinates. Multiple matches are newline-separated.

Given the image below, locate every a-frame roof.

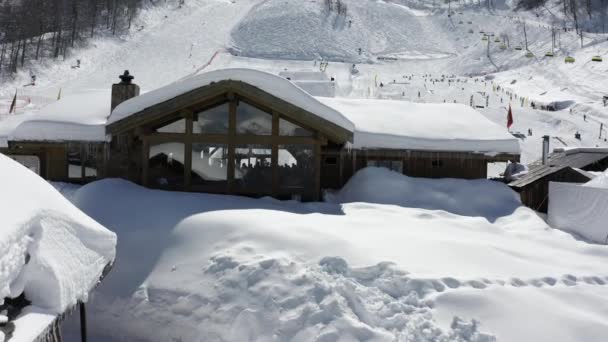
left=107, top=69, right=354, bottom=143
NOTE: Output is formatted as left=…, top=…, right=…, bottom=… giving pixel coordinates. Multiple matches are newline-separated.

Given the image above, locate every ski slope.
left=1, top=0, right=606, bottom=166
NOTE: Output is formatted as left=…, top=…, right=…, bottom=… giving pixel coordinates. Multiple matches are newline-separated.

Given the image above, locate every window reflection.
left=148, top=142, right=186, bottom=187
left=236, top=102, right=272, bottom=135
left=234, top=144, right=273, bottom=193
left=191, top=143, right=228, bottom=187
left=279, top=145, right=314, bottom=191
left=279, top=118, right=313, bottom=137
left=195, top=103, right=229, bottom=134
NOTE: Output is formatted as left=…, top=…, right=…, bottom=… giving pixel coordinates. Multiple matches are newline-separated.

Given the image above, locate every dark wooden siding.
left=321, top=147, right=498, bottom=190
left=517, top=167, right=591, bottom=213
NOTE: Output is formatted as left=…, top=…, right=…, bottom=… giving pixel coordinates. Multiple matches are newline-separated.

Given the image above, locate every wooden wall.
left=321, top=147, right=500, bottom=190
left=517, top=167, right=591, bottom=213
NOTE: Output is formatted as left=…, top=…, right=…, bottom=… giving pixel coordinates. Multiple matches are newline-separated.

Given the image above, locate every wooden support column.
left=80, top=302, right=87, bottom=342
left=184, top=110, right=194, bottom=190
left=141, top=138, right=149, bottom=187
left=80, top=144, right=86, bottom=180
left=271, top=111, right=280, bottom=197
left=339, top=149, right=344, bottom=187
left=314, top=138, right=323, bottom=201
left=227, top=95, right=237, bottom=194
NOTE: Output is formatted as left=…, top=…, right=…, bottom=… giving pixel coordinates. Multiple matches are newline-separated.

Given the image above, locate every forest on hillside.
left=0, top=0, right=156, bottom=77
left=0, top=0, right=606, bottom=78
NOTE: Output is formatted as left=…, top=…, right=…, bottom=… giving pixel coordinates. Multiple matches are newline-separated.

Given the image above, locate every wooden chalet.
left=1, top=68, right=521, bottom=201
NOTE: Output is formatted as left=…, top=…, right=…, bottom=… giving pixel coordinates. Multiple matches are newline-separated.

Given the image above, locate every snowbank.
left=56, top=171, right=608, bottom=341
left=318, top=97, right=521, bottom=153
left=326, top=167, right=521, bottom=221
left=110, top=68, right=355, bottom=132
left=548, top=181, right=608, bottom=244
left=0, top=154, right=116, bottom=339
left=583, top=169, right=608, bottom=189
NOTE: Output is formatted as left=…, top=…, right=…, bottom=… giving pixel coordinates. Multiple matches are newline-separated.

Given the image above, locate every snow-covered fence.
left=548, top=182, right=608, bottom=244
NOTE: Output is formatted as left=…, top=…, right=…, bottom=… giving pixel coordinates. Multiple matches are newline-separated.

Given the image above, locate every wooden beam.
left=141, top=138, right=149, bottom=187
left=227, top=100, right=236, bottom=194
left=271, top=111, right=279, bottom=196
left=184, top=114, right=193, bottom=189
left=314, top=141, right=322, bottom=201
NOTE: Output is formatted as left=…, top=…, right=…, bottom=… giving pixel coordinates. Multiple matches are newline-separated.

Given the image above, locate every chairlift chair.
left=545, top=51, right=554, bottom=57
left=515, top=46, right=523, bottom=51
left=592, top=55, right=603, bottom=62
left=564, top=56, right=575, bottom=63
left=526, top=51, right=534, bottom=58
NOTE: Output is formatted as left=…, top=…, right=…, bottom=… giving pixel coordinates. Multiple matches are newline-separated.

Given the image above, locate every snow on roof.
left=1, top=90, right=110, bottom=144
left=0, top=154, right=116, bottom=338
left=109, top=68, right=355, bottom=131
left=317, top=97, right=521, bottom=153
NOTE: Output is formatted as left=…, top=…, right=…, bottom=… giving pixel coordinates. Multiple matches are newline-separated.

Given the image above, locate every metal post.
left=80, top=302, right=87, bottom=342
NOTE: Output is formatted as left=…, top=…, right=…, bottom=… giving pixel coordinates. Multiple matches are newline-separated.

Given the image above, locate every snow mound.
left=229, top=0, right=451, bottom=63
left=327, top=167, right=521, bottom=221
left=0, top=154, right=116, bottom=338
left=583, top=169, right=608, bottom=189
left=59, top=174, right=608, bottom=341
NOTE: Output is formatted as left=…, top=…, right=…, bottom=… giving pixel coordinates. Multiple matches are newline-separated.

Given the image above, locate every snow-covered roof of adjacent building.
left=109, top=68, right=354, bottom=131
left=0, top=154, right=116, bottom=340
left=0, top=91, right=109, bottom=146
left=317, top=97, right=521, bottom=153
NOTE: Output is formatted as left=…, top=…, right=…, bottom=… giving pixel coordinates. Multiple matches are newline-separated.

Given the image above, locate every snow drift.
left=0, top=154, right=116, bottom=340
left=326, top=167, right=521, bottom=221
left=55, top=168, right=608, bottom=341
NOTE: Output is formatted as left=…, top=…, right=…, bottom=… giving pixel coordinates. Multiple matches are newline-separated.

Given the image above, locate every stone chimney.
left=111, top=70, right=140, bottom=111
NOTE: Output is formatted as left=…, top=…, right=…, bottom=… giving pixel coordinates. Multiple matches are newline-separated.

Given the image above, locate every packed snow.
left=548, top=181, right=608, bottom=244
left=48, top=168, right=608, bottom=342
left=0, top=0, right=607, bottom=340
left=318, top=97, right=520, bottom=152
left=584, top=169, right=608, bottom=189
left=0, top=154, right=116, bottom=340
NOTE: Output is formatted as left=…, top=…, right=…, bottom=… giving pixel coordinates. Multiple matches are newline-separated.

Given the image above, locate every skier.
left=584, top=114, right=587, bottom=122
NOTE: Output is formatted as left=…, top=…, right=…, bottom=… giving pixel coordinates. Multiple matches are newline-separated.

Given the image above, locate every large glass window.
left=148, top=142, right=186, bottom=188
left=279, top=118, right=313, bottom=137
left=236, top=102, right=272, bottom=135
left=191, top=143, right=228, bottom=188
left=9, top=155, right=40, bottom=175
left=278, top=145, right=314, bottom=191
left=195, top=103, right=229, bottom=134
left=84, top=146, right=98, bottom=178
left=234, top=144, right=273, bottom=193
left=68, top=146, right=83, bottom=179
left=156, top=118, right=186, bottom=133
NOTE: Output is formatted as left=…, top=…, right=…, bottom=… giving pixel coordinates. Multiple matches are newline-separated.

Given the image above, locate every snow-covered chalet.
left=0, top=68, right=520, bottom=200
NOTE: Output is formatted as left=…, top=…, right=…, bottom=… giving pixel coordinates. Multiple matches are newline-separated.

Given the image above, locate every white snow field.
left=0, top=0, right=608, bottom=340
left=0, top=0, right=606, bottom=165
left=0, top=154, right=116, bottom=341
left=50, top=168, right=608, bottom=342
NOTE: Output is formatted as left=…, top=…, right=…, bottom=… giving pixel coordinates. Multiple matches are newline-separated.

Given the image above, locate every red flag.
left=8, top=89, right=17, bottom=114
left=507, top=104, right=514, bottom=129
